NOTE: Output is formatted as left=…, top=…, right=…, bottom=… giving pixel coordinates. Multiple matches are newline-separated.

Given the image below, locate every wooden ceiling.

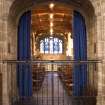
left=31, top=3, right=73, bottom=36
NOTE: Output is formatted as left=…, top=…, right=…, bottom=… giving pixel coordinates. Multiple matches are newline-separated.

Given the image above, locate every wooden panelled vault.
left=32, top=3, right=73, bottom=35
left=31, top=3, right=73, bottom=39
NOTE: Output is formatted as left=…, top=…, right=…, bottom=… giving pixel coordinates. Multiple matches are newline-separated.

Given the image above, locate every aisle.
left=14, top=72, right=72, bottom=105
left=13, top=71, right=96, bottom=105
left=33, top=72, right=72, bottom=105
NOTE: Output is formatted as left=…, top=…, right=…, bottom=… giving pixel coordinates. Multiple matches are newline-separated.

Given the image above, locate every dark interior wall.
left=0, top=73, right=2, bottom=105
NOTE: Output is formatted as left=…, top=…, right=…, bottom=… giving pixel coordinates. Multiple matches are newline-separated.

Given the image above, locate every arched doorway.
left=8, top=0, right=97, bottom=105
left=17, top=1, right=87, bottom=98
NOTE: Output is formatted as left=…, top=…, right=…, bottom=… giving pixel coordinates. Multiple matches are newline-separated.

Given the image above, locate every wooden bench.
left=58, top=64, right=73, bottom=95
left=32, top=65, right=45, bottom=91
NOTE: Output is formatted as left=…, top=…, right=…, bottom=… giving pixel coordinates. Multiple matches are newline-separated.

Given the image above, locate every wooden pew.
left=58, top=64, right=73, bottom=95
left=32, top=64, right=45, bottom=91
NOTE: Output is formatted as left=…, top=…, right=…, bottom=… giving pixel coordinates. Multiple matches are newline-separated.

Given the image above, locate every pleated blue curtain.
left=73, top=11, right=87, bottom=96
left=17, top=11, right=32, bottom=97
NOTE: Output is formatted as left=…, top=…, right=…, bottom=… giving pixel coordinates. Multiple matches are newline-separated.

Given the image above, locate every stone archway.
left=6, top=0, right=99, bottom=105
left=8, top=0, right=96, bottom=60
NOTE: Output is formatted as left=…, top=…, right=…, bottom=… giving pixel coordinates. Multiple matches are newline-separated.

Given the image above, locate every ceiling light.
left=49, top=13, right=54, bottom=19
left=49, top=3, right=55, bottom=9
left=50, top=22, right=54, bottom=27
left=50, top=28, right=53, bottom=35
left=40, top=19, right=42, bottom=22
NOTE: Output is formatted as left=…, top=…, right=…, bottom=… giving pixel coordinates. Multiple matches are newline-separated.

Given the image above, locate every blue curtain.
left=17, top=11, right=32, bottom=97
left=73, top=11, right=87, bottom=96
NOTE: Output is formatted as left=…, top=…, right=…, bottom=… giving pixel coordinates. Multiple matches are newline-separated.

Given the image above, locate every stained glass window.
left=40, top=37, right=63, bottom=54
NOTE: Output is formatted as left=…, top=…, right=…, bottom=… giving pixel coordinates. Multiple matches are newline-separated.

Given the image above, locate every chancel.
left=0, top=0, right=105, bottom=105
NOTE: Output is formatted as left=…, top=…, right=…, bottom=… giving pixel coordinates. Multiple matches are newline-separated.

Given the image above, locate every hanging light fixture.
left=50, top=21, right=54, bottom=27
left=50, top=28, right=53, bottom=35
left=49, top=13, right=54, bottom=19
left=49, top=14, right=54, bottom=35
left=49, top=3, right=55, bottom=9
left=49, top=3, right=55, bottom=36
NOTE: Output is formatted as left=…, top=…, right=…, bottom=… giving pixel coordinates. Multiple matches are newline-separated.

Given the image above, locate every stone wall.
left=0, top=0, right=18, bottom=105
left=0, top=0, right=105, bottom=105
